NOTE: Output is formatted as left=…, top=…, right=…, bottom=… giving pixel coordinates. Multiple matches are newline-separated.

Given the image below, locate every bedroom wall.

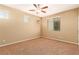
left=0, top=5, right=40, bottom=46
left=78, top=8, right=79, bottom=45
left=0, top=4, right=78, bottom=46
left=42, top=8, right=78, bottom=44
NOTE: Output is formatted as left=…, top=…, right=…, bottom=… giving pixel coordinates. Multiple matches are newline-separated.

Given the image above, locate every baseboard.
left=0, top=36, right=78, bottom=47
left=42, top=36, right=78, bottom=45
left=0, top=35, right=41, bottom=47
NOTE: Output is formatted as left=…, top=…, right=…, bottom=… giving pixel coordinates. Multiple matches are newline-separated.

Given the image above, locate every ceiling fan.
left=28, top=4, right=48, bottom=14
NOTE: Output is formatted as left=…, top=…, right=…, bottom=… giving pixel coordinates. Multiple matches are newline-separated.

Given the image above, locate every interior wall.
left=42, top=8, right=78, bottom=44
left=0, top=5, right=40, bottom=45
left=0, top=4, right=78, bottom=46
left=78, top=8, right=79, bottom=45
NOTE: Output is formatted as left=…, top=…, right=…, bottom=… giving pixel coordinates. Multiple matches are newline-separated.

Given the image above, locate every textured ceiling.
left=4, top=4, right=79, bottom=17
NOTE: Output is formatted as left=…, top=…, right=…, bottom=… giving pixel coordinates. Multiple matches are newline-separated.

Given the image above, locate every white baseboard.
left=0, top=35, right=40, bottom=47
left=0, top=35, right=78, bottom=47
left=42, top=36, right=78, bottom=45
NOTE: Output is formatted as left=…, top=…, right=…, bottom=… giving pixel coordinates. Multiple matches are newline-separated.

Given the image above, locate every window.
left=24, top=15, right=29, bottom=23
left=48, top=16, right=60, bottom=31
left=53, top=17, right=60, bottom=31
left=0, top=11, right=9, bottom=19
left=48, top=20, right=53, bottom=31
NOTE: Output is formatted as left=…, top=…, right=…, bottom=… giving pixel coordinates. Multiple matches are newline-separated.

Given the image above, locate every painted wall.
left=0, top=4, right=78, bottom=46
left=0, top=5, right=40, bottom=45
left=78, top=8, right=79, bottom=44
left=42, top=8, right=78, bottom=44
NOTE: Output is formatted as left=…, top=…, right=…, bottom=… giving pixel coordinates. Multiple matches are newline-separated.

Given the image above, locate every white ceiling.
left=4, top=4, right=79, bottom=17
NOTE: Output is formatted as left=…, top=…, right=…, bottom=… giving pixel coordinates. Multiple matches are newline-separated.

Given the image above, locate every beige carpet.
left=0, top=38, right=79, bottom=55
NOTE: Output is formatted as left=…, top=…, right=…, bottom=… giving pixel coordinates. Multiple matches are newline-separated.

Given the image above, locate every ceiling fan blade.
left=38, top=4, right=40, bottom=7
left=41, top=6, right=48, bottom=9
left=33, top=4, right=37, bottom=8
left=41, top=11, right=46, bottom=13
left=29, top=9, right=35, bottom=11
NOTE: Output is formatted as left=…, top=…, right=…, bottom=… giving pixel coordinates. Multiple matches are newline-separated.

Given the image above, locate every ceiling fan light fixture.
left=29, top=4, right=48, bottom=14
left=37, top=9, right=41, bottom=12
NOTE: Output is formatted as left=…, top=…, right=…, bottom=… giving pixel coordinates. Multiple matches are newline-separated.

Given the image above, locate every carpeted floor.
left=0, top=38, right=79, bottom=55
